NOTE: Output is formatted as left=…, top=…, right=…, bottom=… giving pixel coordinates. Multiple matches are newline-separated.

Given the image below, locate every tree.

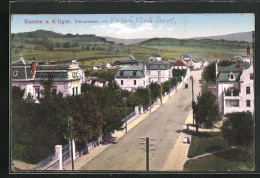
left=63, top=42, right=71, bottom=48
left=193, top=87, right=221, bottom=132
left=221, top=112, right=254, bottom=146
left=202, top=62, right=216, bottom=83
left=70, top=93, right=104, bottom=144
left=149, top=82, right=160, bottom=102
left=55, top=43, right=61, bottom=48
left=218, top=60, right=236, bottom=67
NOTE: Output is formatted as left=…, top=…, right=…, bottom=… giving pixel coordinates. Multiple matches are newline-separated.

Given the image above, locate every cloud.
left=94, top=23, right=174, bottom=39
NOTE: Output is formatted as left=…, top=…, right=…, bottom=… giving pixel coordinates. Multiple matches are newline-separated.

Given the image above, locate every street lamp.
left=190, top=76, right=195, bottom=126
left=122, top=97, right=127, bottom=134
left=67, top=117, right=74, bottom=170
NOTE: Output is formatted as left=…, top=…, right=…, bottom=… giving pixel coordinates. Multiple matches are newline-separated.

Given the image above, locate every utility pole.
left=169, top=82, right=171, bottom=99
left=139, top=137, right=157, bottom=171
left=68, top=117, right=74, bottom=171
left=190, top=76, right=195, bottom=125
left=123, top=97, right=127, bottom=134
left=146, top=137, right=149, bottom=171
left=149, top=89, right=152, bottom=114
left=160, top=84, right=163, bottom=105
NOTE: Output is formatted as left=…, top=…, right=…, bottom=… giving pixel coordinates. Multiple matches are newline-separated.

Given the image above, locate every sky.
left=11, top=14, right=254, bottom=39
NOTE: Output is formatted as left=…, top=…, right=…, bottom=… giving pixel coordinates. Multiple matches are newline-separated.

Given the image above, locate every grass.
left=187, top=132, right=229, bottom=158
left=184, top=146, right=254, bottom=171
left=11, top=30, right=252, bottom=71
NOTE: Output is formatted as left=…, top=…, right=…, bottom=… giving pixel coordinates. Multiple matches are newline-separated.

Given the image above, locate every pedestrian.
left=183, top=136, right=187, bottom=143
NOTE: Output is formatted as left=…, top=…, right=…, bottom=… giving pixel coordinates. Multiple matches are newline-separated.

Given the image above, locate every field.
left=11, top=30, right=252, bottom=71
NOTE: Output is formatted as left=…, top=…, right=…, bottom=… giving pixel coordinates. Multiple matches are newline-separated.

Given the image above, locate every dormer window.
left=13, top=71, right=18, bottom=77
left=120, top=71, right=124, bottom=76
left=229, top=72, right=235, bottom=81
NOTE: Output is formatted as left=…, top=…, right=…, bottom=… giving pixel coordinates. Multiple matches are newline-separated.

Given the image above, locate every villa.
left=114, top=66, right=149, bottom=91
left=216, top=61, right=254, bottom=115
left=12, top=53, right=85, bottom=102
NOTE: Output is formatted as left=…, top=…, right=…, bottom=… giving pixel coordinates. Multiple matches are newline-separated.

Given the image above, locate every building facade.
left=172, top=59, right=187, bottom=70
left=146, top=61, right=172, bottom=84
left=12, top=54, right=85, bottom=102
left=216, top=61, right=254, bottom=115
left=148, top=54, right=162, bottom=62
left=114, top=66, right=149, bottom=91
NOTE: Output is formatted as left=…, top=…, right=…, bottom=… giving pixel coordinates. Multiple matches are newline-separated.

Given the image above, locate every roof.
left=218, top=72, right=241, bottom=82
left=119, top=66, right=143, bottom=71
left=114, top=66, right=144, bottom=78
left=12, top=59, right=31, bottom=66
left=149, top=54, right=161, bottom=57
left=146, top=61, right=171, bottom=70
left=173, top=59, right=187, bottom=66
left=217, top=62, right=251, bottom=82
left=36, top=64, right=70, bottom=70
left=218, top=62, right=251, bottom=73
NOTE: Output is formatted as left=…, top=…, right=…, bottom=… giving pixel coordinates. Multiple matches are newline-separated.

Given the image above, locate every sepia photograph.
left=10, top=13, right=255, bottom=172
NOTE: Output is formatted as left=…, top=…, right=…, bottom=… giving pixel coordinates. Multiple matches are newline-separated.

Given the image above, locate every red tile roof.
left=173, top=59, right=187, bottom=66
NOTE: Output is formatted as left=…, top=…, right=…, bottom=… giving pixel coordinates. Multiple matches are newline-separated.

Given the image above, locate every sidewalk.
left=65, top=91, right=170, bottom=170
left=161, top=111, right=221, bottom=171
left=160, top=109, right=193, bottom=171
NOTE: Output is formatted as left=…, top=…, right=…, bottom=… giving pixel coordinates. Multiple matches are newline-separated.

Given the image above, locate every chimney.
left=31, top=57, right=36, bottom=78
left=238, top=61, right=242, bottom=69
left=247, top=45, right=250, bottom=55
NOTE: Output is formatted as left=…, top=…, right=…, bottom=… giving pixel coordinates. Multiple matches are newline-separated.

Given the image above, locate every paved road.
left=80, top=70, right=202, bottom=171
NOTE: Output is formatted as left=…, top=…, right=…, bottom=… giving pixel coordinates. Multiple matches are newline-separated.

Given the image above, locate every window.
left=133, top=71, right=137, bottom=76
left=250, top=73, right=254, bottom=80
left=246, top=100, right=251, bottom=107
left=72, top=87, right=75, bottom=96
left=121, top=80, right=123, bottom=85
left=230, top=74, right=234, bottom=79
left=35, top=88, right=40, bottom=99
left=246, top=86, right=250, bottom=94
left=76, top=87, right=78, bottom=95
left=52, top=87, right=57, bottom=94
left=134, top=80, right=136, bottom=85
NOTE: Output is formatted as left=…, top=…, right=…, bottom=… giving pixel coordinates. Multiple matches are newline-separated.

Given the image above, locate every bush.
left=188, top=132, right=229, bottom=158
left=63, top=42, right=71, bottom=48
left=221, top=112, right=254, bottom=146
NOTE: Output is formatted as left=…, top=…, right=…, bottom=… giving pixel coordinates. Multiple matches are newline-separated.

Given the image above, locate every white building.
left=114, top=66, right=149, bottom=91
left=216, top=61, right=254, bottom=115
left=172, top=59, right=187, bottom=70
left=146, top=61, right=172, bottom=84
left=12, top=54, right=85, bottom=102
left=148, top=54, right=162, bottom=62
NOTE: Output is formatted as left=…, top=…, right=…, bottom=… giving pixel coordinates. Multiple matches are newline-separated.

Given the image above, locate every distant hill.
left=12, top=29, right=112, bottom=43
left=190, top=31, right=253, bottom=42
left=101, top=36, right=148, bottom=45
left=137, top=37, right=251, bottom=49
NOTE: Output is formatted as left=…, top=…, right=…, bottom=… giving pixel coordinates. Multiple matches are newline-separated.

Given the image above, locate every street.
left=80, top=70, right=202, bottom=171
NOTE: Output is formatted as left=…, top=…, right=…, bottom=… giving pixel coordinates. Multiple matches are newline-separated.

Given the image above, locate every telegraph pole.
left=190, top=76, right=195, bottom=125
left=160, top=85, right=163, bottom=105
left=123, top=97, right=127, bottom=134
left=149, top=89, right=152, bottom=114
left=139, top=137, right=157, bottom=171
left=146, top=137, right=149, bottom=171
left=68, top=117, right=74, bottom=171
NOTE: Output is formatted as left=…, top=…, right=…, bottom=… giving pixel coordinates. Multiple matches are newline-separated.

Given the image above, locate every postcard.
left=10, top=13, right=255, bottom=172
